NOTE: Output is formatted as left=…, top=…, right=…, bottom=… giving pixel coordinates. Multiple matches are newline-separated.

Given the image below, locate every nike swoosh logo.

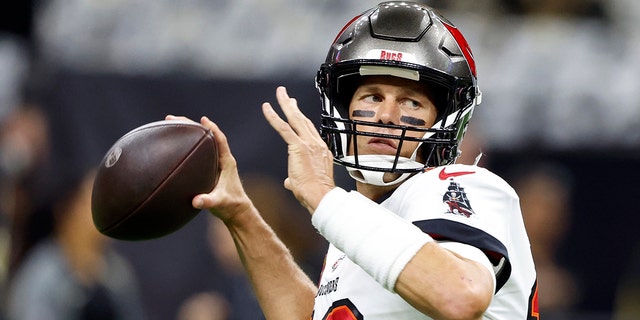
left=439, top=167, right=475, bottom=180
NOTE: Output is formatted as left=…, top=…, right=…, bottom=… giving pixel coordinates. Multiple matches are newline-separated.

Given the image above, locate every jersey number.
left=320, top=299, right=363, bottom=320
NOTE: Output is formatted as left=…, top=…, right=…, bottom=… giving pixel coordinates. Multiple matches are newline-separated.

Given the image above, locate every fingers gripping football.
left=262, top=86, right=335, bottom=213
left=165, top=115, right=253, bottom=223
left=195, top=117, right=254, bottom=220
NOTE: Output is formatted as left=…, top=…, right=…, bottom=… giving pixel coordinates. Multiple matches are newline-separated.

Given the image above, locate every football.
left=91, top=119, right=219, bottom=240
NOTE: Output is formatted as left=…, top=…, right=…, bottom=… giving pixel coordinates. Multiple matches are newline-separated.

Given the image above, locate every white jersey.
left=311, top=164, right=538, bottom=320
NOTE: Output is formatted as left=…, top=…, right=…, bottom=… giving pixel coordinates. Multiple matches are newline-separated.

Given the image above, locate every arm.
left=166, top=115, right=317, bottom=320
left=395, top=242, right=494, bottom=319
left=312, top=188, right=494, bottom=320
left=217, top=201, right=317, bottom=320
left=261, top=88, right=493, bottom=319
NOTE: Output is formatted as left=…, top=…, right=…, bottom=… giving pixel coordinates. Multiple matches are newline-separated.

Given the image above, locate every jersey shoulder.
left=412, top=164, right=517, bottom=197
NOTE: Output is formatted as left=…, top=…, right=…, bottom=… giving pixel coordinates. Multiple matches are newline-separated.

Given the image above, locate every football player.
left=175, top=1, right=539, bottom=319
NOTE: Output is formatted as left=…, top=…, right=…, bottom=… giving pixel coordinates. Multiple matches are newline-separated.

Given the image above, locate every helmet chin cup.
left=342, top=155, right=423, bottom=186
left=347, top=168, right=413, bottom=187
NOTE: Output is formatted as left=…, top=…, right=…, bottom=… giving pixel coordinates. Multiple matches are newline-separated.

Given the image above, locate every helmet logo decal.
left=380, top=50, right=403, bottom=61
left=365, top=49, right=417, bottom=64
left=441, top=22, right=476, bottom=77
left=442, top=179, right=475, bottom=217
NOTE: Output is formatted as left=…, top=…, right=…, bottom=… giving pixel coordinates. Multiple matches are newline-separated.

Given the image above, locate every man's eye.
left=363, top=95, right=381, bottom=103
left=400, top=99, right=421, bottom=109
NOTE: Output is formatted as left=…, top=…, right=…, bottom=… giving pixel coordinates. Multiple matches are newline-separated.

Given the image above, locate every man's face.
left=347, top=75, right=438, bottom=161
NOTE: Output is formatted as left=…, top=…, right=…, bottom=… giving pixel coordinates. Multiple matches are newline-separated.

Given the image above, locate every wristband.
left=312, top=187, right=433, bottom=292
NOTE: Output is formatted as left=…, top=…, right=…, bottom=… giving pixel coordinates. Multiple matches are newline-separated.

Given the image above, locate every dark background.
left=3, top=0, right=639, bottom=318
left=38, top=71, right=639, bottom=319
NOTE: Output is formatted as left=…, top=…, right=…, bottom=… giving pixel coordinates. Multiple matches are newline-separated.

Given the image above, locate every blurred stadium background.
left=1, top=0, right=638, bottom=319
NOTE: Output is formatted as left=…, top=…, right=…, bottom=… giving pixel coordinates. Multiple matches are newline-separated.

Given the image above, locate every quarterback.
left=175, top=1, right=539, bottom=319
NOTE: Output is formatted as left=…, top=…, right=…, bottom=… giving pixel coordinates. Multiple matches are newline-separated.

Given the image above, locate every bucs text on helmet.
left=316, top=1, right=482, bottom=186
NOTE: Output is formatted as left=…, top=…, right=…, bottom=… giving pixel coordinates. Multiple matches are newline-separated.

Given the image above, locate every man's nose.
left=376, top=100, right=401, bottom=125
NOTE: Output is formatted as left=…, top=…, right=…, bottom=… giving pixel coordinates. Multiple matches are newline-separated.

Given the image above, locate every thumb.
left=193, top=194, right=214, bottom=210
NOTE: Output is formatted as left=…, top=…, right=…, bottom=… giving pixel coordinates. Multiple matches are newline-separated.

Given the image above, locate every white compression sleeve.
left=311, top=187, right=433, bottom=292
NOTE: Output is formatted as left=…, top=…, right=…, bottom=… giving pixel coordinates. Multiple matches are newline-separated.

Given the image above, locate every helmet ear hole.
left=456, top=86, right=476, bottom=107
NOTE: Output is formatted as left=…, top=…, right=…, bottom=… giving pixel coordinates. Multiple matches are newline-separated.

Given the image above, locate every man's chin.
left=382, top=172, right=404, bottom=184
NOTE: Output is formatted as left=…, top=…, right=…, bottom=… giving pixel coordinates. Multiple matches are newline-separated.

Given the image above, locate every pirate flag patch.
left=443, top=180, right=475, bottom=217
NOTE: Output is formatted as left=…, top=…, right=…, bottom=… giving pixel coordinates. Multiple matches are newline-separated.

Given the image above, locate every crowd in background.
left=22, top=0, right=640, bottom=150
left=1, top=0, right=639, bottom=319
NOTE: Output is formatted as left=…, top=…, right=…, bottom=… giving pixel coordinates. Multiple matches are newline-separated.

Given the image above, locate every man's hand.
left=262, top=86, right=335, bottom=213
left=165, top=115, right=253, bottom=224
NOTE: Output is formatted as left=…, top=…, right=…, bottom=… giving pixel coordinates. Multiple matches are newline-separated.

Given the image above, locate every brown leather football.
left=91, top=119, right=218, bottom=240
